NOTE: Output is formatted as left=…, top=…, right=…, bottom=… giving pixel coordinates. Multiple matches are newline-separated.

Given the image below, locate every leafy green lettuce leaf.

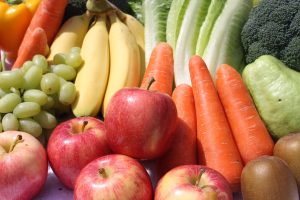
left=166, top=0, right=190, bottom=49
left=143, top=0, right=173, bottom=64
left=128, top=0, right=144, bottom=23
left=173, top=0, right=212, bottom=85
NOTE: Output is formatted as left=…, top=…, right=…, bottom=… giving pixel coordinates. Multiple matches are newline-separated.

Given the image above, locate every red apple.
left=155, top=165, right=233, bottom=200
left=74, top=154, right=153, bottom=200
left=47, top=116, right=111, bottom=189
left=0, top=131, right=48, bottom=200
left=155, top=118, right=198, bottom=178
left=104, top=87, right=178, bottom=159
left=156, top=84, right=198, bottom=178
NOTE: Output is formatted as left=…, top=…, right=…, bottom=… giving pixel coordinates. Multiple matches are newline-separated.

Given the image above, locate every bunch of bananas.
left=47, top=8, right=145, bottom=118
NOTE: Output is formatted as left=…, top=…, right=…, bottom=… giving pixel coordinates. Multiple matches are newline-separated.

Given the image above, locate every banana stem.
left=108, top=12, right=119, bottom=24
left=86, top=0, right=115, bottom=14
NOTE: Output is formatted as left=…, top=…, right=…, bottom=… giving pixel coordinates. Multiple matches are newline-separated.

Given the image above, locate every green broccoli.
left=241, top=0, right=300, bottom=71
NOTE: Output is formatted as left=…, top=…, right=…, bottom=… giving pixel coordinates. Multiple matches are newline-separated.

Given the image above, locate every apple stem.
left=9, top=135, right=24, bottom=153
left=146, top=77, right=155, bottom=90
left=98, top=168, right=107, bottom=178
left=195, top=168, right=205, bottom=186
left=82, top=120, right=89, bottom=132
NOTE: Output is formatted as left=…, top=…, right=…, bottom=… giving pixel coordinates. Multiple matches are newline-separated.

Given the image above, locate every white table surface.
left=34, top=161, right=243, bottom=200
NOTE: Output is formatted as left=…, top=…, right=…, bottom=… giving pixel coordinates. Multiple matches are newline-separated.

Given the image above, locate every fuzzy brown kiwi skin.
left=274, top=132, right=300, bottom=191
left=241, top=155, right=299, bottom=200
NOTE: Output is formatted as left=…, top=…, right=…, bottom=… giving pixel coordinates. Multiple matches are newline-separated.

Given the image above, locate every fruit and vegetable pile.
left=0, top=0, right=300, bottom=199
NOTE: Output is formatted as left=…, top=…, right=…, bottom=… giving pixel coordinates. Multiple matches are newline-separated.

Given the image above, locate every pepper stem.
left=9, top=135, right=24, bottom=153
left=0, top=51, right=6, bottom=71
left=7, top=0, right=23, bottom=5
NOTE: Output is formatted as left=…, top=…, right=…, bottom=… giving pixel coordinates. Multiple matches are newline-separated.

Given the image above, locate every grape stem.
left=9, top=135, right=24, bottom=153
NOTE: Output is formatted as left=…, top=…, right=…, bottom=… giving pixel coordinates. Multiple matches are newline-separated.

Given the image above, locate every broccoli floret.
left=241, top=0, right=300, bottom=71
left=281, top=37, right=300, bottom=71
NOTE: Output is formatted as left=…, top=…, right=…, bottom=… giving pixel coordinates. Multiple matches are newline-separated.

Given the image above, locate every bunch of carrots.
left=12, top=0, right=67, bottom=68
left=140, top=42, right=275, bottom=192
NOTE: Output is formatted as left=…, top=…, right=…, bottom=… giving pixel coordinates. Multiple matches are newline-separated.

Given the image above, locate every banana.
left=101, top=12, right=141, bottom=117
left=118, top=12, right=146, bottom=83
left=72, top=15, right=110, bottom=117
left=47, top=13, right=91, bottom=61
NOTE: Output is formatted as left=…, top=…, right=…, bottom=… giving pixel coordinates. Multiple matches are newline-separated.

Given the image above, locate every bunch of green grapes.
left=0, top=47, right=82, bottom=137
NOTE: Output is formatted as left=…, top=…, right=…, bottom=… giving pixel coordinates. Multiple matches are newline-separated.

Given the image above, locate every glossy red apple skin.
left=74, top=154, right=153, bottom=200
left=155, top=165, right=233, bottom=200
left=0, top=131, right=48, bottom=200
left=104, top=88, right=178, bottom=160
left=47, top=116, right=111, bottom=189
left=156, top=84, right=198, bottom=178
left=155, top=118, right=198, bottom=178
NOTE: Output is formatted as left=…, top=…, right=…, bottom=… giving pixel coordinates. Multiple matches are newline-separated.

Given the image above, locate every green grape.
left=33, top=110, right=57, bottom=129
left=65, top=51, right=83, bottom=69
left=42, top=96, right=55, bottom=110
left=0, top=70, right=24, bottom=89
left=53, top=98, right=71, bottom=115
left=19, top=118, right=42, bottom=137
left=0, top=93, right=22, bottom=113
left=50, top=64, right=77, bottom=81
left=32, top=54, right=48, bottom=74
left=0, top=88, right=9, bottom=98
left=13, top=102, right=41, bottom=118
left=2, top=113, right=19, bottom=131
left=53, top=53, right=66, bottom=65
left=21, top=61, right=34, bottom=74
left=59, top=77, right=67, bottom=86
left=23, top=65, right=43, bottom=89
left=23, top=89, right=48, bottom=106
left=70, top=47, right=81, bottom=54
left=58, top=82, right=76, bottom=105
left=10, top=88, right=21, bottom=96
left=40, top=73, right=60, bottom=94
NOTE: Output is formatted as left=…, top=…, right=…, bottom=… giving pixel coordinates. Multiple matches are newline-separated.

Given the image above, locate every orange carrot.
left=12, top=27, right=48, bottom=68
left=140, top=42, right=174, bottom=96
left=189, top=55, right=243, bottom=192
left=155, top=84, right=197, bottom=178
left=13, top=0, right=67, bottom=68
left=216, top=64, right=274, bottom=164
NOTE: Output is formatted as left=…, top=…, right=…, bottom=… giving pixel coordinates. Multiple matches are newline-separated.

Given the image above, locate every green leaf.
left=195, top=0, right=226, bottom=56
left=166, top=0, right=190, bottom=49
left=202, top=0, right=252, bottom=79
left=173, top=0, right=212, bottom=85
left=143, top=0, right=173, bottom=64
